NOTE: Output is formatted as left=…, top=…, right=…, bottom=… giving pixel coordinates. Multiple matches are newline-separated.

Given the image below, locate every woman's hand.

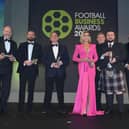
left=80, top=58, right=91, bottom=62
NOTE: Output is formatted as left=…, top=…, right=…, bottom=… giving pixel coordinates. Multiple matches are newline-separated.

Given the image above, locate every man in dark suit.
left=17, top=30, right=42, bottom=112
left=42, top=31, right=69, bottom=114
left=100, top=31, right=126, bottom=117
left=96, top=32, right=106, bottom=110
left=0, top=26, right=17, bottom=113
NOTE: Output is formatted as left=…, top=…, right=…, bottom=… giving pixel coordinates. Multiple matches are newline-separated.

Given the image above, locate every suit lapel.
left=31, top=43, right=37, bottom=60
left=57, top=44, right=61, bottom=60
left=25, top=42, right=28, bottom=59
left=1, top=38, right=6, bottom=53
left=9, top=40, right=13, bottom=54
left=50, top=44, right=56, bottom=61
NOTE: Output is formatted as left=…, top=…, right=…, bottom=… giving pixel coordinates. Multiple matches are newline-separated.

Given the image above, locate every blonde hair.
left=80, top=31, right=91, bottom=44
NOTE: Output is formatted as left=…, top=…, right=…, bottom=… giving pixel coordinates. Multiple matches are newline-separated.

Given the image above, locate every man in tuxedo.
left=17, top=30, right=42, bottom=112
left=0, top=26, right=17, bottom=113
left=96, top=32, right=106, bottom=110
left=99, top=31, right=126, bottom=117
left=42, top=31, right=69, bottom=114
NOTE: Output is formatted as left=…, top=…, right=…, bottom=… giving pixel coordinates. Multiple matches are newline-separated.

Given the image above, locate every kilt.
left=98, top=69, right=126, bottom=94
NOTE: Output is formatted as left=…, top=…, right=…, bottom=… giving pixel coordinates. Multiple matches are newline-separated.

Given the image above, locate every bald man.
left=0, top=26, right=17, bottom=113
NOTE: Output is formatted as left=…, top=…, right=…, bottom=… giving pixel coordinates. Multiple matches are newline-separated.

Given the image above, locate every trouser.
left=18, top=73, right=36, bottom=112
left=0, top=73, right=11, bottom=112
left=95, top=70, right=102, bottom=110
left=44, top=76, right=65, bottom=109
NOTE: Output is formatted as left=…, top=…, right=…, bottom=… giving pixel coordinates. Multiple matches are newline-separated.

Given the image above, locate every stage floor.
left=0, top=104, right=129, bottom=129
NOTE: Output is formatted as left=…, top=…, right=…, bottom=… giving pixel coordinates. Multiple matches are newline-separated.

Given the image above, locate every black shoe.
left=118, top=112, right=124, bottom=119
left=104, top=110, right=113, bottom=115
left=0, top=110, right=7, bottom=116
left=42, top=107, right=51, bottom=114
left=57, top=109, right=67, bottom=115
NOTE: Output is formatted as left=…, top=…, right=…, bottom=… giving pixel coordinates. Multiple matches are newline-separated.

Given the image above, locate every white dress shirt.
left=108, top=42, right=114, bottom=48
left=28, top=42, right=34, bottom=60
left=52, top=43, right=59, bottom=59
left=4, top=40, right=11, bottom=53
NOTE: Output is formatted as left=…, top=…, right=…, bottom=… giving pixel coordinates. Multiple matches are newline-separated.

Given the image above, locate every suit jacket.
left=16, top=42, right=42, bottom=76
left=103, top=42, right=126, bottom=71
left=0, top=36, right=17, bottom=74
left=124, top=42, right=129, bottom=64
left=96, top=42, right=109, bottom=70
left=42, top=43, right=69, bottom=78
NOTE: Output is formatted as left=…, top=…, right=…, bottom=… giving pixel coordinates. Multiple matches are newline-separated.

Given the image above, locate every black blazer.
left=42, top=43, right=69, bottom=78
left=16, top=42, right=42, bottom=76
left=0, top=36, right=17, bottom=74
left=96, top=43, right=109, bottom=70
left=124, top=42, right=129, bottom=64
left=104, top=42, right=126, bottom=71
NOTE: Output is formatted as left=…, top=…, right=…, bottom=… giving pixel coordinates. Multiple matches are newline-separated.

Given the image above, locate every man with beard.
left=98, top=31, right=126, bottom=117
left=17, top=30, right=42, bottom=113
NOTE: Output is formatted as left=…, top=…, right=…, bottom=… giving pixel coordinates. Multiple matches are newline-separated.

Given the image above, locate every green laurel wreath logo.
left=42, top=10, right=73, bottom=39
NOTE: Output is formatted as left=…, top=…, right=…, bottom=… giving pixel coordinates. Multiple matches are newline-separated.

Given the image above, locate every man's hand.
left=24, top=60, right=33, bottom=66
left=103, top=51, right=112, bottom=57
left=110, top=57, right=116, bottom=64
left=8, top=54, right=16, bottom=62
left=51, top=62, right=60, bottom=69
left=53, top=63, right=60, bottom=68
left=0, top=53, right=5, bottom=60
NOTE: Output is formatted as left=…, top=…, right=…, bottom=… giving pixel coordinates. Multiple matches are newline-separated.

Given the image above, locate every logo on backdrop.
left=42, top=10, right=73, bottom=39
left=74, top=12, right=106, bottom=37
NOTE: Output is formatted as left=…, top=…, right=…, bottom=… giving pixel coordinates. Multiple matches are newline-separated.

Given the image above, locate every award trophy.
left=107, top=51, right=113, bottom=77
left=31, top=58, right=38, bottom=65
left=1, top=53, right=16, bottom=61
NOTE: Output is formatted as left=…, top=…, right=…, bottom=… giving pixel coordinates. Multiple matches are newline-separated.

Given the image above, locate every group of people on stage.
left=0, top=25, right=129, bottom=118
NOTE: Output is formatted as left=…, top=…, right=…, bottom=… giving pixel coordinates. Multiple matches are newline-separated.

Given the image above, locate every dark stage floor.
left=0, top=104, right=129, bottom=129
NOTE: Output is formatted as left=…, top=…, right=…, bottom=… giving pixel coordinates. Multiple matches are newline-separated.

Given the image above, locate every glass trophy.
left=31, top=59, right=38, bottom=64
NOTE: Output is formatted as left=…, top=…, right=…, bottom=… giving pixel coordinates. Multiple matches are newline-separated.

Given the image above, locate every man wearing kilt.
left=98, top=31, right=126, bottom=116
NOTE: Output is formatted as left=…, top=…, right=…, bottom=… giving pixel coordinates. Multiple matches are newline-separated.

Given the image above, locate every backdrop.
left=28, top=0, right=118, bottom=92
left=0, top=0, right=4, bottom=35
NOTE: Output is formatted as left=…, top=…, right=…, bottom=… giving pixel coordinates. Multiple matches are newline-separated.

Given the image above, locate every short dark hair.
left=27, top=30, right=35, bottom=33
left=106, top=29, right=116, bottom=34
left=97, top=32, right=105, bottom=36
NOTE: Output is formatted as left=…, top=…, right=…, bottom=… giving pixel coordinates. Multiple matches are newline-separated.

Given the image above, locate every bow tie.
left=28, top=40, right=35, bottom=45
left=108, top=40, right=114, bottom=43
left=51, top=44, right=58, bottom=47
left=4, top=39, right=11, bottom=42
left=28, top=43, right=34, bottom=45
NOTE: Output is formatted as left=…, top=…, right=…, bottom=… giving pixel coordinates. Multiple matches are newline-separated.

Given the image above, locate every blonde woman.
left=72, top=32, right=104, bottom=116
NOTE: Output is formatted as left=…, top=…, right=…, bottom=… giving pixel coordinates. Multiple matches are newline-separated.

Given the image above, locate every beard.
left=107, top=40, right=114, bottom=43
left=27, top=38, right=35, bottom=41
